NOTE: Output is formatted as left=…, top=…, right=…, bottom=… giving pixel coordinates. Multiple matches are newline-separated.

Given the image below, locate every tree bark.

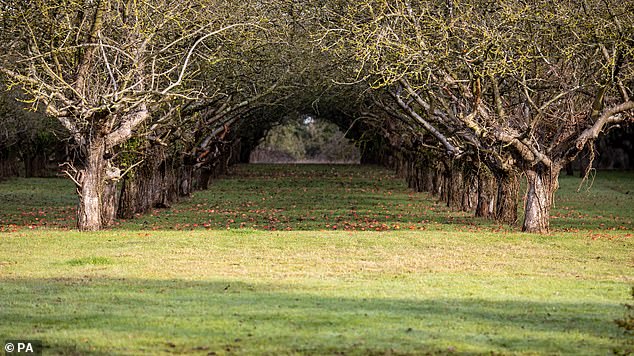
left=522, top=164, right=561, bottom=233
left=101, top=179, right=119, bottom=226
left=77, top=142, right=106, bottom=231
left=447, top=166, right=463, bottom=209
left=461, top=173, right=478, bottom=212
left=494, top=172, right=519, bottom=225
left=476, top=171, right=496, bottom=219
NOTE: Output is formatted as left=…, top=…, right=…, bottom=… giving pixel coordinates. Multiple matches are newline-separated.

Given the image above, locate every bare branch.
left=576, top=101, right=634, bottom=150
left=391, top=87, right=460, bottom=157
left=161, top=23, right=262, bottom=95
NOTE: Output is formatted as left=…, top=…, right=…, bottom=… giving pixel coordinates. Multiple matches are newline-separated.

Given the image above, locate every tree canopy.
left=1, top=0, right=633, bottom=232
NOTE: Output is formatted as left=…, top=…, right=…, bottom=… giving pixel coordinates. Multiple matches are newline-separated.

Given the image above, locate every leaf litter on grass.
left=117, top=164, right=465, bottom=232
left=1, top=165, right=633, bottom=238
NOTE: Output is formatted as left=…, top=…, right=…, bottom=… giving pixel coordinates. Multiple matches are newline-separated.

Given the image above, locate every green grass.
left=118, top=164, right=464, bottom=232
left=552, top=171, right=634, bottom=232
left=0, top=177, right=77, bottom=230
left=0, top=164, right=633, bottom=355
left=64, top=256, right=113, bottom=266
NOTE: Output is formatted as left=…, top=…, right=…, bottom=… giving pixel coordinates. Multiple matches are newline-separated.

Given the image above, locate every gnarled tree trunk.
left=77, top=141, right=106, bottom=231
left=101, top=178, right=119, bottom=227
left=476, top=170, right=496, bottom=219
left=76, top=139, right=119, bottom=231
left=522, top=164, right=561, bottom=233
left=447, top=166, right=463, bottom=209
left=495, top=172, right=519, bottom=225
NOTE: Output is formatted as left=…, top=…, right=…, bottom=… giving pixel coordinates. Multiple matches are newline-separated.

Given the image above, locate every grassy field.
left=0, top=164, right=633, bottom=355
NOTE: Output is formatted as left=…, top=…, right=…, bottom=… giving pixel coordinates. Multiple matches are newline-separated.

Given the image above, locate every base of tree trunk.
left=476, top=171, right=496, bottom=219
left=101, top=181, right=119, bottom=226
left=522, top=165, right=560, bottom=234
left=495, top=173, right=520, bottom=225
left=77, top=142, right=107, bottom=231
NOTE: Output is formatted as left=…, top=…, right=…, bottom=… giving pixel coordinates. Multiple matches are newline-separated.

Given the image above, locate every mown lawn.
left=0, top=164, right=633, bottom=355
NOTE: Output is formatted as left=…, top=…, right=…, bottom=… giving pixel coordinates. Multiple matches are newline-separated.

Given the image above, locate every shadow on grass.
left=0, top=277, right=623, bottom=355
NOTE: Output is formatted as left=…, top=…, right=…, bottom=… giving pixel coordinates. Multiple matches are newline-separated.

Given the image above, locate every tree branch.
left=390, top=87, right=460, bottom=157
left=161, top=23, right=260, bottom=95
left=576, top=101, right=634, bottom=150
left=105, top=104, right=150, bottom=148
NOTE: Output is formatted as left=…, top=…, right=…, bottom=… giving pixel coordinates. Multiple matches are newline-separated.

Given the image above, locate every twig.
left=59, top=162, right=81, bottom=187
left=119, top=160, right=145, bottom=180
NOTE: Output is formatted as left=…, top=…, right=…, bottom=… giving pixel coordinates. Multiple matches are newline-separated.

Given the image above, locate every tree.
left=0, top=0, right=260, bottom=230
left=321, top=0, right=634, bottom=233
left=0, top=87, right=65, bottom=177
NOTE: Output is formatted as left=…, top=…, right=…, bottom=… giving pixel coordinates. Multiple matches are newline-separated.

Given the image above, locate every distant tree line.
left=0, top=88, right=66, bottom=178
left=1, top=0, right=632, bottom=232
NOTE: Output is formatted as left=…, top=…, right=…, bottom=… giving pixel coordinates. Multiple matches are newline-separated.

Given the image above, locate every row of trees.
left=0, top=90, right=66, bottom=177
left=321, top=0, right=634, bottom=232
left=1, top=0, right=633, bottom=232
left=1, top=0, right=293, bottom=230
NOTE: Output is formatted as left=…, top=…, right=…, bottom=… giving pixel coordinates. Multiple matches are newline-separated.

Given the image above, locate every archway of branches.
left=235, top=96, right=381, bottom=165
left=1, top=1, right=632, bottom=233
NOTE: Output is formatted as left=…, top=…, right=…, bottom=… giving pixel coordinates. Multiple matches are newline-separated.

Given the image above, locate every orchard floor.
left=0, top=164, right=633, bottom=355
